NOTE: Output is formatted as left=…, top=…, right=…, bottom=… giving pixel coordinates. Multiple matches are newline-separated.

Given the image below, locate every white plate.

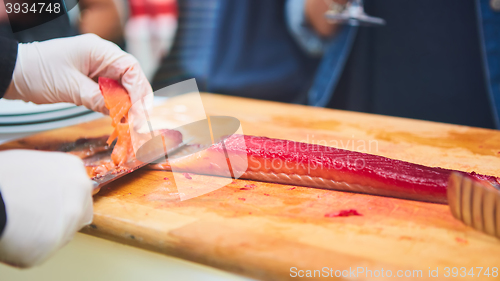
left=0, top=111, right=104, bottom=133
left=0, top=99, right=76, bottom=115
left=0, top=106, right=91, bottom=124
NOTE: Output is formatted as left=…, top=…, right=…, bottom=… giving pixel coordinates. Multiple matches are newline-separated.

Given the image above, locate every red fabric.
left=129, top=0, right=178, bottom=18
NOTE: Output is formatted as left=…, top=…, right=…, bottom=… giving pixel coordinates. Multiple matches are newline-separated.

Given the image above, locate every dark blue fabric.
left=477, top=0, right=500, bottom=128
left=152, top=0, right=220, bottom=90
left=325, top=0, right=495, bottom=128
left=308, top=26, right=357, bottom=106
left=0, top=36, right=18, bottom=99
left=0, top=191, right=5, bottom=238
left=153, top=0, right=320, bottom=103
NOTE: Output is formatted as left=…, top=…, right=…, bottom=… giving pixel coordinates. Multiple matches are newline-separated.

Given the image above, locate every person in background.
left=307, top=0, right=500, bottom=129
left=149, top=0, right=325, bottom=104
left=0, top=34, right=152, bottom=267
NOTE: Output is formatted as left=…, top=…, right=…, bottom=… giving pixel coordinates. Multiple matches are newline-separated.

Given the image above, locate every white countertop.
left=0, top=233, right=254, bottom=281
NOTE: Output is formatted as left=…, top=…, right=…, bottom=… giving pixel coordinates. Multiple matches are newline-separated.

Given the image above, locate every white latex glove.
left=4, top=33, right=153, bottom=114
left=0, top=150, right=93, bottom=268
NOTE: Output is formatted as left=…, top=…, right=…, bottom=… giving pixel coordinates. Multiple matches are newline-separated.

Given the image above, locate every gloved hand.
left=0, top=150, right=93, bottom=268
left=4, top=33, right=153, bottom=114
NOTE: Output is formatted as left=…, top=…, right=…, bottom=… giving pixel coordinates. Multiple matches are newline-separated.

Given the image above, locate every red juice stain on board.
left=263, top=194, right=270, bottom=196
left=183, top=173, right=192, bottom=180
left=238, top=198, right=246, bottom=201
left=325, top=209, right=362, bottom=218
left=287, top=187, right=296, bottom=191
left=163, top=177, right=169, bottom=180
left=240, top=184, right=256, bottom=190
left=455, top=237, right=468, bottom=244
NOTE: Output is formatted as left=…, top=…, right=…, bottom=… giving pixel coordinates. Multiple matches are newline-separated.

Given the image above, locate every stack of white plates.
left=0, top=99, right=103, bottom=142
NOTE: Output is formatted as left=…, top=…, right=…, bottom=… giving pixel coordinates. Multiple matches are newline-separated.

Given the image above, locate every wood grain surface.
left=1, top=94, right=500, bottom=280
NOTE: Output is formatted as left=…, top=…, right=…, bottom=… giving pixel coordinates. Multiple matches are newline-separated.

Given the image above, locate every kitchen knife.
left=91, top=116, right=241, bottom=193
left=91, top=138, right=189, bottom=193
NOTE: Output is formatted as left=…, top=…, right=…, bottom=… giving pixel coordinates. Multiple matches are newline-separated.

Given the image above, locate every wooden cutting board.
left=2, top=94, right=500, bottom=280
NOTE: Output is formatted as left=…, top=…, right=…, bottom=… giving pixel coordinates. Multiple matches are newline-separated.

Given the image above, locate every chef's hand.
left=4, top=33, right=152, bottom=114
left=0, top=150, right=93, bottom=268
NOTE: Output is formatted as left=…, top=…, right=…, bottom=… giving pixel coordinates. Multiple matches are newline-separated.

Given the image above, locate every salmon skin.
left=150, top=134, right=500, bottom=204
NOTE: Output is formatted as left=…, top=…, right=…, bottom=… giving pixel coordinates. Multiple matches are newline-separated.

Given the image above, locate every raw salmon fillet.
left=151, top=134, right=500, bottom=204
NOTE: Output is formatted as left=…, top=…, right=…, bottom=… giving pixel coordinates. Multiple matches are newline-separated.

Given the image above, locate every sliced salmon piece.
left=150, top=134, right=500, bottom=204
left=99, top=78, right=132, bottom=127
left=81, top=78, right=184, bottom=179
left=99, top=77, right=134, bottom=166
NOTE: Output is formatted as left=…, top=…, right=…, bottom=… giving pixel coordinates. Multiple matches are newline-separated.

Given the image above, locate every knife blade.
left=91, top=139, right=190, bottom=193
